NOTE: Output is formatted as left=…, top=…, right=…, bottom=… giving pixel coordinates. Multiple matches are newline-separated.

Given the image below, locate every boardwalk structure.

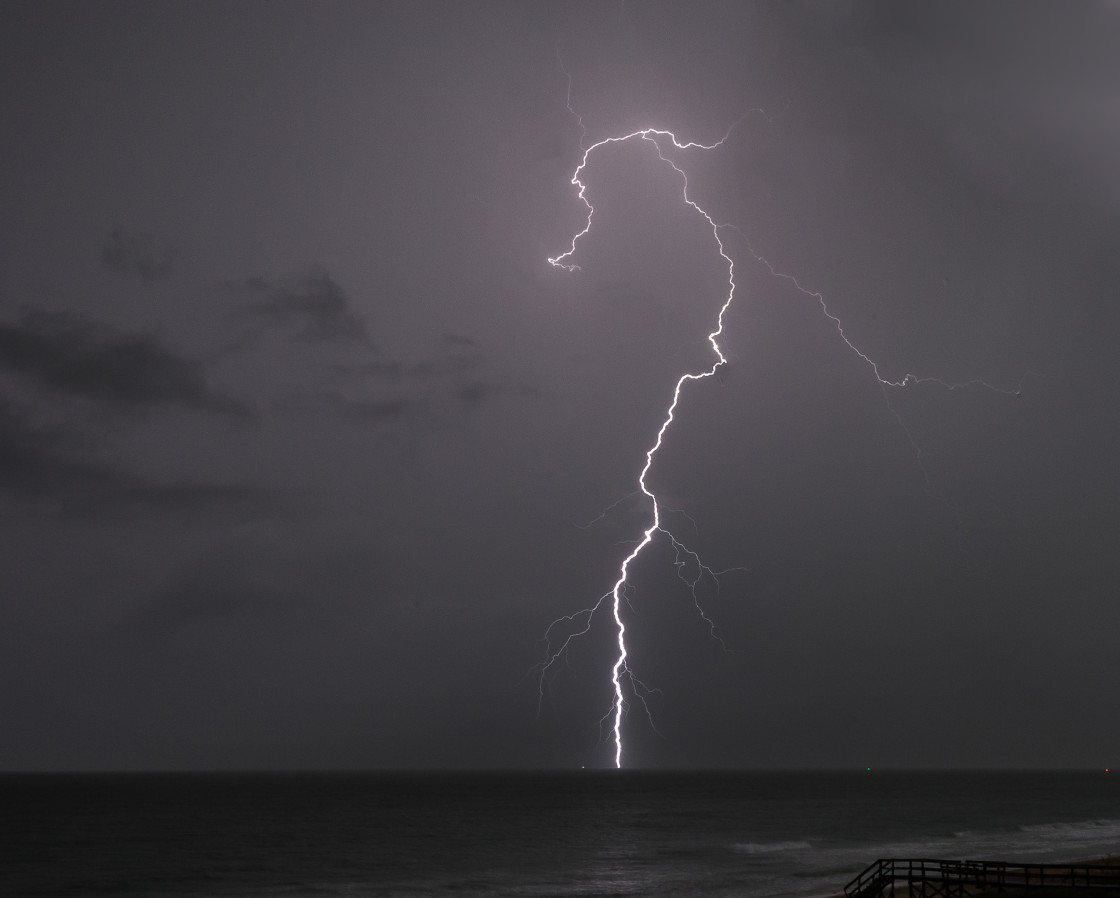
left=845, top=860, right=1120, bottom=898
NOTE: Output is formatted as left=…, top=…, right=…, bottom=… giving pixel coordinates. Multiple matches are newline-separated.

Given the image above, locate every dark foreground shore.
left=839, top=855, right=1120, bottom=898
left=3, top=771, right=1118, bottom=898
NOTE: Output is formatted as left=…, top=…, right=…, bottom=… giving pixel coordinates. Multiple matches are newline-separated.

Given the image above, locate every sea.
left=2, top=771, right=1118, bottom=897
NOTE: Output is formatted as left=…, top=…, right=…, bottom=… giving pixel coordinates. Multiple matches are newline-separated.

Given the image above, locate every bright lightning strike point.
left=539, top=67, right=1028, bottom=770
left=540, top=113, right=748, bottom=768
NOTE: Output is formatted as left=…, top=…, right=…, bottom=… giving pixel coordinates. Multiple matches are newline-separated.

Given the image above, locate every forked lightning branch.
left=537, top=68, right=1026, bottom=770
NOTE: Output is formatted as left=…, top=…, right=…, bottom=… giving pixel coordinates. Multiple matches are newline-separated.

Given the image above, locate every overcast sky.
left=1, top=1, right=1118, bottom=770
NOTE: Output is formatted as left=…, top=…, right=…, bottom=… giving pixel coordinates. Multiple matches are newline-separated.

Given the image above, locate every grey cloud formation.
left=101, top=228, right=177, bottom=281
left=224, top=267, right=373, bottom=347
left=213, top=268, right=507, bottom=423
left=350, top=338, right=491, bottom=387
left=0, top=308, right=259, bottom=516
left=0, top=310, right=247, bottom=416
left=0, top=397, right=264, bottom=515
left=315, top=333, right=507, bottom=420
left=337, top=356, right=486, bottom=383
left=0, top=398, right=118, bottom=499
left=274, top=392, right=419, bottom=424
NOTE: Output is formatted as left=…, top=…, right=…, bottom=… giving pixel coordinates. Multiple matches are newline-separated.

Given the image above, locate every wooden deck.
left=845, top=859, right=1120, bottom=898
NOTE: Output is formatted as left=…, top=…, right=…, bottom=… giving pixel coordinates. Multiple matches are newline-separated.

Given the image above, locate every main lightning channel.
left=544, top=125, right=741, bottom=768
left=540, top=94, right=1029, bottom=771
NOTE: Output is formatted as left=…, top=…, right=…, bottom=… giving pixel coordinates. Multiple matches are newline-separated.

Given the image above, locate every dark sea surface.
left=2, top=771, right=1118, bottom=897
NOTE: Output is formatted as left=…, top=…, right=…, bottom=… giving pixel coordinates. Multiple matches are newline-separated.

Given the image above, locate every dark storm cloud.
left=0, top=310, right=247, bottom=416
left=342, top=334, right=485, bottom=383
left=222, top=267, right=373, bottom=347
left=324, top=377, right=508, bottom=422
left=215, top=280, right=503, bottom=422
left=315, top=333, right=509, bottom=419
left=275, top=391, right=420, bottom=423
left=100, top=228, right=176, bottom=281
left=343, top=354, right=482, bottom=383
left=0, top=306, right=262, bottom=514
left=0, top=397, right=264, bottom=515
left=0, top=398, right=119, bottom=499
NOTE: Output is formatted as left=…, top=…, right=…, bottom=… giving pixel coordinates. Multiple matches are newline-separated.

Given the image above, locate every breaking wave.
left=1019, top=819, right=1120, bottom=835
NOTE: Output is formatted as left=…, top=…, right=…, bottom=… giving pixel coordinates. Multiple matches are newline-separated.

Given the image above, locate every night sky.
left=2, top=1, right=1118, bottom=771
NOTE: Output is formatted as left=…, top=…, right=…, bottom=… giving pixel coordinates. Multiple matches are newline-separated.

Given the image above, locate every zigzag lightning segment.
left=542, top=123, right=742, bottom=769
left=539, top=100, right=1029, bottom=771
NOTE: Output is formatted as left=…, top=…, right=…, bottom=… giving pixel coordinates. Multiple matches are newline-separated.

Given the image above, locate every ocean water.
left=2, top=771, right=1118, bottom=897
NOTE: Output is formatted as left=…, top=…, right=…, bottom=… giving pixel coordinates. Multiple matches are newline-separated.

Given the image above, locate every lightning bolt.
left=538, top=63, right=1029, bottom=769
left=537, top=109, right=750, bottom=768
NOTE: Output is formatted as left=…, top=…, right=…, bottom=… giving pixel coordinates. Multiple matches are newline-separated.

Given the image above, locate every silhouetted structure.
left=846, top=859, right=1120, bottom=898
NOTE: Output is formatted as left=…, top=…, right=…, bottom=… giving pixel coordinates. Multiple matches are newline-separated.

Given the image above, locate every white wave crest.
left=1019, top=819, right=1120, bottom=835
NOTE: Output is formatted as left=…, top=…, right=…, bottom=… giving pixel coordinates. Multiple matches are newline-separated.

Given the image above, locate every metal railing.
left=845, top=859, right=1120, bottom=898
